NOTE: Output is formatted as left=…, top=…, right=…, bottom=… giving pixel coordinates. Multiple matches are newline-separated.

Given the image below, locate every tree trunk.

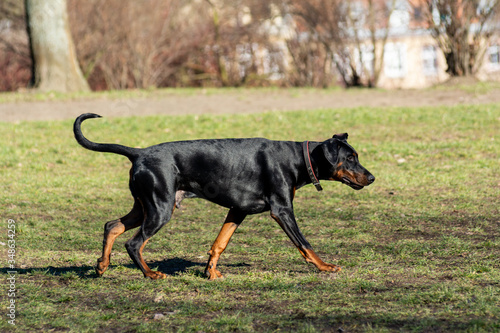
left=25, top=0, right=89, bottom=92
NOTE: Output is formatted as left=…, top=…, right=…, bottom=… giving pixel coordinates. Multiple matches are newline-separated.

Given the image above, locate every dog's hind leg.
left=124, top=170, right=176, bottom=279
left=124, top=199, right=174, bottom=279
left=96, top=199, right=144, bottom=276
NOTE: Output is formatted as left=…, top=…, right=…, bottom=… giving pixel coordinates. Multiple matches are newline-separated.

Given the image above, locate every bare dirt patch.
left=2, top=85, right=500, bottom=122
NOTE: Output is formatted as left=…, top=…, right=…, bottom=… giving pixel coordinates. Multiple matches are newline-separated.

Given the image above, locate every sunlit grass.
left=1, top=103, right=499, bottom=332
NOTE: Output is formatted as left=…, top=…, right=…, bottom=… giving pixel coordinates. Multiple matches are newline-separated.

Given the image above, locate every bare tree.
left=202, top=0, right=284, bottom=87
left=285, top=0, right=347, bottom=86
left=25, top=0, right=89, bottom=92
left=347, top=0, right=397, bottom=87
left=287, top=0, right=399, bottom=88
left=411, top=0, right=500, bottom=76
left=285, top=33, right=334, bottom=87
left=68, top=0, right=208, bottom=90
left=68, top=0, right=283, bottom=90
left=0, top=0, right=31, bottom=91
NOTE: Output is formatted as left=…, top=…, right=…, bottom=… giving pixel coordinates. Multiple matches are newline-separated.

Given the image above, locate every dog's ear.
left=332, top=133, right=348, bottom=141
left=321, top=138, right=340, bottom=165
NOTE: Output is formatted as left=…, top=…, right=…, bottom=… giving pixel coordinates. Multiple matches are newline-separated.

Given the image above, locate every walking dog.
left=74, top=113, right=375, bottom=280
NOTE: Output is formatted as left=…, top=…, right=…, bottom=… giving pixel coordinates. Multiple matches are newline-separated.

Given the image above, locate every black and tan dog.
left=74, top=113, right=374, bottom=280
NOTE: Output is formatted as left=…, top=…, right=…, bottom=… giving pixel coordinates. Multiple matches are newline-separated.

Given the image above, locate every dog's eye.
left=347, top=156, right=355, bottom=162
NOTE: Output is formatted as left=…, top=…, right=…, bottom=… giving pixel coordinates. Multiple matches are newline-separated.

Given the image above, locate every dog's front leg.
left=270, top=206, right=341, bottom=273
left=205, top=209, right=247, bottom=280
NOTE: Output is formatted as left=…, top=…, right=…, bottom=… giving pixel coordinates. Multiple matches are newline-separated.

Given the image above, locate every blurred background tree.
left=410, top=0, right=500, bottom=77
left=0, top=0, right=30, bottom=91
left=0, top=0, right=499, bottom=91
left=25, top=0, right=89, bottom=92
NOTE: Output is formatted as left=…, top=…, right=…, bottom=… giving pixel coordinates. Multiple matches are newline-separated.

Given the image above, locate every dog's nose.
left=367, top=174, right=375, bottom=184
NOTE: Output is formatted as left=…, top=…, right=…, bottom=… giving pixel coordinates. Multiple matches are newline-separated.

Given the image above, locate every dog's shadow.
left=1, top=258, right=250, bottom=279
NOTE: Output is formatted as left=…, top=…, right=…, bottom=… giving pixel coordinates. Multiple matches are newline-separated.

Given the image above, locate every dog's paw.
left=206, top=268, right=224, bottom=280
left=145, top=271, right=167, bottom=280
left=318, top=263, right=342, bottom=273
left=95, top=259, right=108, bottom=277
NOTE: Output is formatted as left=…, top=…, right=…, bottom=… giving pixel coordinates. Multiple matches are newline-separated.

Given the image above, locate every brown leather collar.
left=302, top=141, right=323, bottom=191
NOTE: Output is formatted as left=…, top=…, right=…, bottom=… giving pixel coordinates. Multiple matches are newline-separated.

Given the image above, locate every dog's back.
left=134, top=138, right=303, bottom=213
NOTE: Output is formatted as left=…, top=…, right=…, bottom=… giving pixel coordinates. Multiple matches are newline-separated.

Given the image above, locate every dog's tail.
left=73, top=113, right=139, bottom=161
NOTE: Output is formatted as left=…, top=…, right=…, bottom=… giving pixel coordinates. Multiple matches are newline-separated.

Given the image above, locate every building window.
left=389, top=0, right=411, bottom=29
left=360, top=45, right=374, bottom=77
left=488, top=45, right=500, bottom=71
left=422, top=45, right=438, bottom=76
left=384, top=42, right=407, bottom=78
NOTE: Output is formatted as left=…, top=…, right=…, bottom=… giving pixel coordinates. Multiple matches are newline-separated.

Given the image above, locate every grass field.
left=1, top=102, right=499, bottom=332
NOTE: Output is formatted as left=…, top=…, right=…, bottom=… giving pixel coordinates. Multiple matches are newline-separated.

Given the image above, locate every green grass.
left=0, top=86, right=205, bottom=103
left=1, top=80, right=498, bottom=104
left=1, top=102, right=499, bottom=332
left=0, top=86, right=343, bottom=103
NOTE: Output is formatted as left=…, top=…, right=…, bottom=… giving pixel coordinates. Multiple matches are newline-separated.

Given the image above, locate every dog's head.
left=320, top=133, right=375, bottom=190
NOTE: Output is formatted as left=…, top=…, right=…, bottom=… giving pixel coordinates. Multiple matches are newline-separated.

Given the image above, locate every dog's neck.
left=302, top=141, right=323, bottom=191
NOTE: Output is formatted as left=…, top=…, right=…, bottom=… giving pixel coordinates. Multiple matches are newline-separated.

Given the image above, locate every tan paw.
left=95, top=258, right=109, bottom=277
left=206, top=268, right=224, bottom=280
left=318, top=263, right=342, bottom=273
left=145, top=270, right=167, bottom=280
